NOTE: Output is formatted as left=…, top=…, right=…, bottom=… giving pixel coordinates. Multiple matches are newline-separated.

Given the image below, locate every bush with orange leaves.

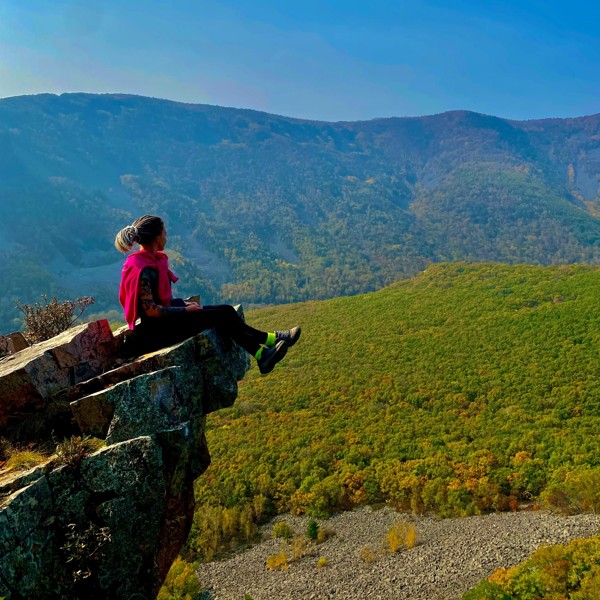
left=463, top=537, right=600, bottom=599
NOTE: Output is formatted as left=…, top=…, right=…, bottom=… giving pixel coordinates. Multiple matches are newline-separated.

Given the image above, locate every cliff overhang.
left=0, top=313, right=250, bottom=599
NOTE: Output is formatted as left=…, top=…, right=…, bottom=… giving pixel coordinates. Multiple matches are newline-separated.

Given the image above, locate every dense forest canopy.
left=1, top=93, right=600, bottom=331
left=187, top=263, right=600, bottom=563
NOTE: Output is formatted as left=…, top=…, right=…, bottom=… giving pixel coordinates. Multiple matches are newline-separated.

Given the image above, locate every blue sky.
left=0, top=0, right=598, bottom=122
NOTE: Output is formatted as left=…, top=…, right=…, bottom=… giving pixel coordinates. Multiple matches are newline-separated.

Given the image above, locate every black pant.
left=136, top=304, right=267, bottom=355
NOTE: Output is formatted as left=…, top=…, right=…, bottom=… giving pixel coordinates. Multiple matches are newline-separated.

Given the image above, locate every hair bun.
left=126, top=225, right=140, bottom=243
left=114, top=224, right=140, bottom=252
left=115, top=215, right=164, bottom=252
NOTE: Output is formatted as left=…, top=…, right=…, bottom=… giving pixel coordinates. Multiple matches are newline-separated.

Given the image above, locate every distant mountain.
left=1, top=93, right=599, bottom=331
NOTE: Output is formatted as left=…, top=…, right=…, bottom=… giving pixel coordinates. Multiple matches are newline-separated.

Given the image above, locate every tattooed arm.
left=138, top=268, right=187, bottom=318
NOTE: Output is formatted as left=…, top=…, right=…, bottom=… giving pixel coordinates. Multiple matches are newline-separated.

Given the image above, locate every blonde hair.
left=114, top=215, right=164, bottom=252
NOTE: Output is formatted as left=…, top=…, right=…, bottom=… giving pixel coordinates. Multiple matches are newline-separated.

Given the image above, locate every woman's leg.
left=183, top=304, right=269, bottom=356
left=139, top=305, right=297, bottom=373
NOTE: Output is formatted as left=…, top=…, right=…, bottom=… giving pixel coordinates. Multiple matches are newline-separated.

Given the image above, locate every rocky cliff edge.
left=0, top=313, right=250, bottom=599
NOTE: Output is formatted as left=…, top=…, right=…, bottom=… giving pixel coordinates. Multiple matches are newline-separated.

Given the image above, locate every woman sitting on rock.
left=115, top=214, right=300, bottom=373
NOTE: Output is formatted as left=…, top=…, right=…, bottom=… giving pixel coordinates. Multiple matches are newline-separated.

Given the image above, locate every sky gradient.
left=1, top=0, right=599, bottom=122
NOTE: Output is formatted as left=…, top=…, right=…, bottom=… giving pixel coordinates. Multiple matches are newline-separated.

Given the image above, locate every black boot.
left=258, top=340, right=288, bottom=374
left=275, top=326, right=301, bottom=347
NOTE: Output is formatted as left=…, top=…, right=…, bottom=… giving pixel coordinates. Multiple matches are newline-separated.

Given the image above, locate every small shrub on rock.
left=360, top=545, right=378, bottom=563
left=16, top=295, right=94, bottom=343
left=55, top=436, right=105, bottom=469
left=316, top=557, right=329, bottom=569
left=306, top=519, right=319, bottom=540
left=387, top=520, right=418, bottom=552
left=272, top=520, right=292, bottom=540
left=266, top=547, right=289, bottom=571
left=405, top=523, right=418, bottom=549
left=291, top=535, right=312, bottom=559
left=317, top=525, right=335, bottom=544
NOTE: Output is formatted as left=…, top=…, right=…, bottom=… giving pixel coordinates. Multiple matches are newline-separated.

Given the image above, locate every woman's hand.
left=185, top=302, right=203, bottom=312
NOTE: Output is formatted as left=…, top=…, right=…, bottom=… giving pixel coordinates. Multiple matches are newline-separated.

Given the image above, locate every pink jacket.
left=119, top=250, right=179, bottom=329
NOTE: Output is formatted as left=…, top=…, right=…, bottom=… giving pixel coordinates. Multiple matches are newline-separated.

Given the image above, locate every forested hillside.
left=1, top=93, right=600, bottom=331
left=464, top=534, right=600, bottom=599
left=187, top=263, right=600, bottom=564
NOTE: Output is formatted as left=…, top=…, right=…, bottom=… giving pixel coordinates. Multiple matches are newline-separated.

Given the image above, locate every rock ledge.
left=0, top=316, right=250, bottom=599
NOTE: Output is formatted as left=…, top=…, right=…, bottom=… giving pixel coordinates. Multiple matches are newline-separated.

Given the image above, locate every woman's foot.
left=258, top=340, right=288, bottom=374
left=276, top=327, right=301, bottom=347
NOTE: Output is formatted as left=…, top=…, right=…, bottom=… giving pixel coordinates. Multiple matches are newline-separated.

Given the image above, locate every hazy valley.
left=1, top=93, right=600, bottom=331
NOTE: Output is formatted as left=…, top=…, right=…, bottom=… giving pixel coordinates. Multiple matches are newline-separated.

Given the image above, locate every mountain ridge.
left=5, top=91, right=600, bottom=124
left=1, top=93, right=599, bottom=331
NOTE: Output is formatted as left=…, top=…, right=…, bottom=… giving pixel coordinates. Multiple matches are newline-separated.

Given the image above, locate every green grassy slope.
left=187, top=263, right=600, bottom=561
